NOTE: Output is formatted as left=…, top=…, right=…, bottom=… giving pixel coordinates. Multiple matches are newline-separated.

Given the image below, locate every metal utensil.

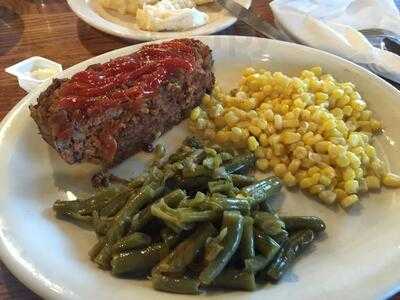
left=215, top=0, right=294, bottom=42
left=359, top=28, right=400, bottom=55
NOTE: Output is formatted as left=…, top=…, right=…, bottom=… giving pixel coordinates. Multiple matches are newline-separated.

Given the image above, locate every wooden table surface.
left=0, top=0, right=399, bottom=299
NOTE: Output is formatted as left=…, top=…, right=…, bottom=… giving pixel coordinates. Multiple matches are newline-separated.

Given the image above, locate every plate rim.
left=1, top=35, right=400, bottom=299
left=66, top=0, right=251, bottom=41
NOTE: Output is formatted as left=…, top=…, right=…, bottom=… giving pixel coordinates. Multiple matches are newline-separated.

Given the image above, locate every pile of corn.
left=189, top=66, right=400, bottom=208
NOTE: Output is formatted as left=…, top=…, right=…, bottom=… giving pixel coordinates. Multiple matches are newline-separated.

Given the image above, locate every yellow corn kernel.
left=242, top=67, right=256, bottom=76
left=319, top=175, right=331, bottom=186
left=370, top=119, right=382, bottom=132
left=311, top=173, right=321, bottom=185
left=231, top=126, right=243, bottom=137
left=333, top=188, right=347, bottom=201
left=371, top=159, right=386, bottom=177
left=273, top=143, right=285, bottom=156
left=299, top=177, right=313, bottom=189
left=274, top=114, right=283, bottom=131
left=315, top=92, right=329, bottom=103
left=331, top=88, right=344, bottom=99
left=343, top=168, right=356, bottom=181
left=224, top=111, right=239, bottom=126
left=247, top=136, right=259, bottom=152
left=344, top=180, right=359, bottom=194
left=274, top=163, right=287, bottom=178
left=366, top=175, right=381, bottom=189
left=264, top=147, right=273, bottom=159
left=336, top=154, right=350, bottom=167
left=281, top=132, right=301, bottom=144
left=343, top=105, right=353, bottom=117
left=215, top=130, right=230, bottom=144
left=256, top=158, right=270, bottom=171
left=190, top=106, right=202, bottom=121
left=256, top=119, right=268, bottom=130
left=288, top=159, right=301, bottom=174
left=269, top=156, right=280, bottom=168
left=307, top=166, right=320, bottom=176
left=202, top=94, right=211, bottom=106
left=340, top=194, right=359, bottom=208
left=259, top=134, right=269, bottom=147
left=337, top=94, right=351, bottom=107
left=255, top=147, right=265, bottom=159
left=382, top=173, right=400, bottom=188
left=314, top=141, right=330, bottom=154
left=294, top=146, right=308, bottom=159
left=248, top=125, right=262, bottom=137
left=352, top=99, right=366, bottom=112
left=283, top=172, right=297, bottom=187
left=309, top=184, right=324, bottom=195
left=310, top=66, right=322, bottom=76
left=364, top=145, right=376, bottom=158
left=263, top=109, right=274, bottom=121
left=319, top=190, right=337, bottom=204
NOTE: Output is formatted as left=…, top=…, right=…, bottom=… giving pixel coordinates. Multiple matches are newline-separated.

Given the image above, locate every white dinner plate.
left=0, top=36, right=400, bottom=300
left=66, top=0, right=251, bottom=41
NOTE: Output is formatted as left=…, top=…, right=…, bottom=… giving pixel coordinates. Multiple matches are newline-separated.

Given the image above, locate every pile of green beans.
left=53, top=137, right=326, bottom=294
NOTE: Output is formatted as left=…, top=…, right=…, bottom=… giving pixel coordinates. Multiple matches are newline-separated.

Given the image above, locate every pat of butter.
left=136, top=0, right=209, bottom=31
left=31, top=68, right=58, bottom=80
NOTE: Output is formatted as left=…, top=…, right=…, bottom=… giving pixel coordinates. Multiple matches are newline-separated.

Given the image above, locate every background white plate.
left=67, top=0, right=251, bottom=41
left=0, top=36, right=400, bottom=300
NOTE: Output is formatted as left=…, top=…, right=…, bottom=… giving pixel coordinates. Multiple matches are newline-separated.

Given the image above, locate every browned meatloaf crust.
left=30, top=39, right=214, bottom=165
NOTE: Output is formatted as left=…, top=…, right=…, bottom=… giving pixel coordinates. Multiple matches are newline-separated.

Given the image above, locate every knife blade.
left=216, top=0, right=294, bottom=42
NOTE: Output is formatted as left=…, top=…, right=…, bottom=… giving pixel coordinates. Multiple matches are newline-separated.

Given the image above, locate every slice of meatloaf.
left=30, top=39, right=214, bottom=165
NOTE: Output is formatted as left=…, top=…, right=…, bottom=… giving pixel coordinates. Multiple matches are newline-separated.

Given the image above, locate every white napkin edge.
left=270, top=4, right=400, bottom=84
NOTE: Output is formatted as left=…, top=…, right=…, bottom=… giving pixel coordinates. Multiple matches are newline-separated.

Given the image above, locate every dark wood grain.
left=0, top=0, right=399, bottom=299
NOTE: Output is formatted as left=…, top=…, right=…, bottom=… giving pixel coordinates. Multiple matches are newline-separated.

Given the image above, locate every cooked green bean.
left=152, top=273, right=200, bottom=294
left=230, top=174, right=256, bottom=187
left=245, top=255, right=270, bottom=273
left=208, top=180, right=235, bottom=194
left=53, top=186, right=123, bottom=215
left=212, top=268, right=256, bottom=291
left=199, top=211, right=244, bottom=285
left=111, top=242, right=167, bottom=276
left=95, top=184, right=164, bottom=269
left=94, top=218, right=113, bottom=236
left=260, top=201, right=275, bottom=214
left=193, top=194, right=250, bottom=215
left=239, top=216, right=255, bottom=260
left=265, top=229, right=315, bottom=281
left=166, top=175, right=210, bottom=192
left=151, top=199, right=219, bottom=230
left=183, top=136, right=203, bottom=149
left=89, top=238, right=106, bottom=260
left=130, top=189, right=186, bottom=233
left=254, top=229, right=281, bottom=257
left=127, top=175, right=147, bottom=189
left=111, top=233, right=152, bottom=254
left=99, top=191, right=131, bottom=217
left=160, top=228, right=188, bottom=249
left=242, top=177, right=282, bottom=206
left=253, top=211, right=287, bottom=236
left=219, top=152, right=256, bottom=175
left=280, top=216, right=326, bottom=234
left=55, top=211, right=94, bottom=227
left=156, top=223, right=216, bottom=274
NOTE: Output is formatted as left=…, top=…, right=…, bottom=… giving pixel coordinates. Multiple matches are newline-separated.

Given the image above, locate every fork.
left=359, top=28, right=400, bottom=55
